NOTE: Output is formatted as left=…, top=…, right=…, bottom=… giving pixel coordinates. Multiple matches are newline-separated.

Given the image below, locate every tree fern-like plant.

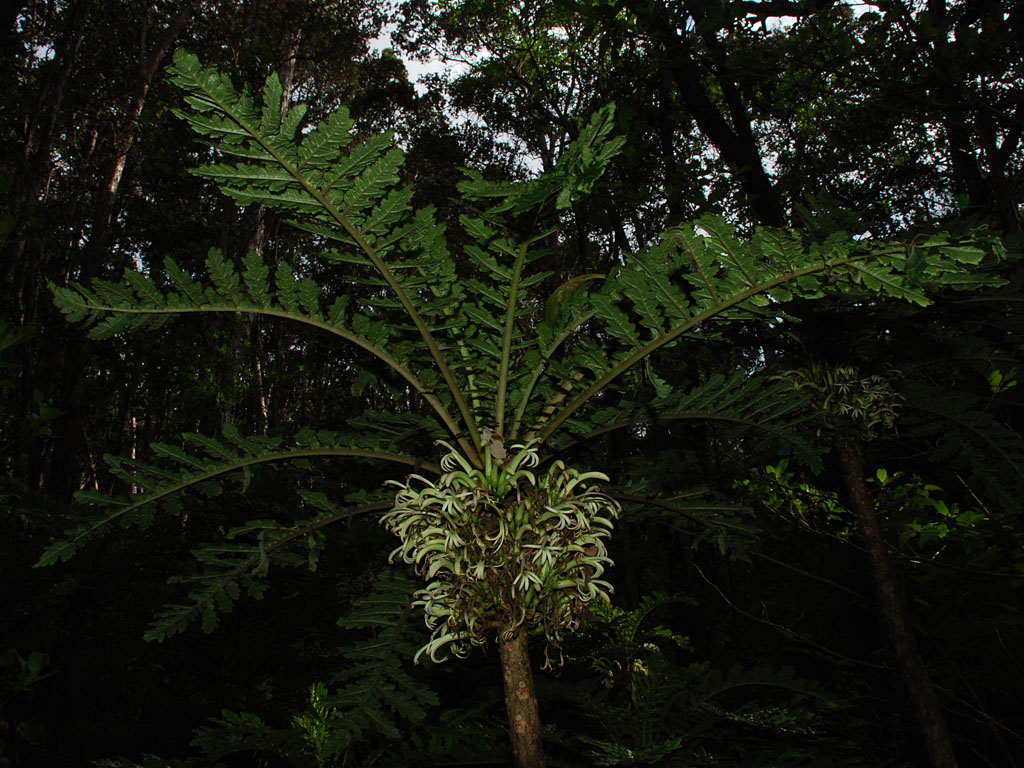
left=38, top=50, right=1001, bottom=767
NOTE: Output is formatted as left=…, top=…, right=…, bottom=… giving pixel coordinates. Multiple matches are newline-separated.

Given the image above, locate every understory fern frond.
left=191, top=710, right=305, bottom=766
left=326, top=569, right=440, bottom=743
left=619, top=491, right=763, bottom=560
left=37, top=417, right=436, bottom=639
left=191, top=570, right=437, bottom=764
left=563, top=597, right=843, bottom=765
left=143, top=496, right=390, bottom=643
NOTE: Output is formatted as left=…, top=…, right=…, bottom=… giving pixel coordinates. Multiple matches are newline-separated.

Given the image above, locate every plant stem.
left=498, top=623, right=546, bottom=768
left=496, top=241, right=529, bottom=436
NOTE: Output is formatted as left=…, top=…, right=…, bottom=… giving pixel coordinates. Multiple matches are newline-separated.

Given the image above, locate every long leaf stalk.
left=55, top=298, right=467, bottom=447
left=38, top=447, right=435, bottom=567
left=495, top=240, right=530, bottom=436
left=510, top=306, right=599, bottom=441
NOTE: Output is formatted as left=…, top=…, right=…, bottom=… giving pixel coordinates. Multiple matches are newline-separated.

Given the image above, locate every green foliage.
left=144, top=515, right=313, bottom=643
left=900, top=382, right=1024, bottom=513
left=7, top=2, right=1020, bottom=763
left=40, top=49, right=1003, bottom=650
left=532, top=219, right=1000, bottom=444
left=390, top=708, right=510, bottom=766
left=579, top=592, right=693, bottom=688
left=557, top=597, right=851, bottom=766
left=192, top=570, right=437, bottom=766
left=987, top=366, right=1018, bottom=394
left=0, top=648, right=52, bottom=698
left=48, top=50, right=1002, bottom=469
left=329, top=569, right=439, bottom=739
left=737, top=460, right=855, bottom=539
left=869, top=469, right=987, bottom=553
left=3, top=0, right=1020, bottom=763
left=577, top=369, right=825, bottom=473
left=36, top=423, right=420, bottom=640
left=581, top=653, right=843, bottom=765
left=291, top=683, right=341, bottom=767
left=160, top=49, right=633, bottom=457
left=192, top=708, right=303, bottom=766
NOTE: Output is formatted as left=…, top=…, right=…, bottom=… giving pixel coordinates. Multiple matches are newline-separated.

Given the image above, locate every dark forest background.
left=2, top=0, right=1023, bottom=765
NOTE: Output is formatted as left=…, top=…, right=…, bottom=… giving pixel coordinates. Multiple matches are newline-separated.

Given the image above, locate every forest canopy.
left=1, top=1, right=1022, bottom=767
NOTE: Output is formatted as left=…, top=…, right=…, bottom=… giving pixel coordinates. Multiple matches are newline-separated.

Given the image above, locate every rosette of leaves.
left=779, top=364, right=903, bottom=438
left=380, top=437, right=619, bottom=668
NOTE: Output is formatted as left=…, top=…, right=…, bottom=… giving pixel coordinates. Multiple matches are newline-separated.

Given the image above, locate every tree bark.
left=834, top=426, right=958, bottom=768
left=89, top=0, right=198, bottom=256
left=624, top=0, right=786, bottom=227
left=498, top=623, right=546, bottom=768
left=6, top=0, right=92, bottom=310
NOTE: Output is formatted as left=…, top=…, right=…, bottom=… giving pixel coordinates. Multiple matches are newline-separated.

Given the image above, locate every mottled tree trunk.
left=498, top=623, right=546, bottom=768
left=835, top=426, right=958, bottom=768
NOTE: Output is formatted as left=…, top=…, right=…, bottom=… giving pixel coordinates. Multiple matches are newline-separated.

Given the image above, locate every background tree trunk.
left=835, top=426, right=958, bottom=768
left=88, top=0, right=198, bottom=257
